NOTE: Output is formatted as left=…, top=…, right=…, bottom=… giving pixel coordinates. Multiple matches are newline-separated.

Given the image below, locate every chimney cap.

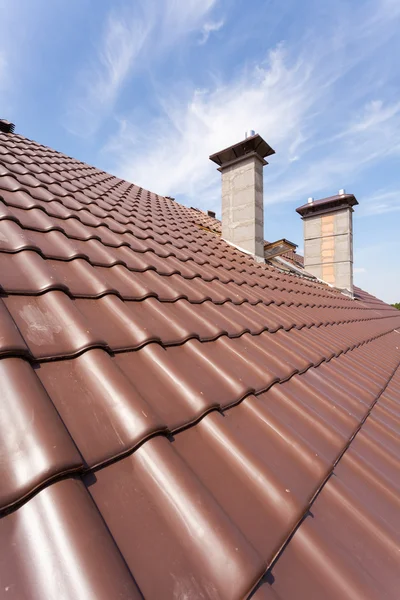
left=296, top=192, right=358, bottom=217
left=307, top=197, right=314, bottom=204
left=245, top=129, right=256, bottom=139
left=339, top=188, right=346, bottom=195
left=209, top=133, right=275, bottom=168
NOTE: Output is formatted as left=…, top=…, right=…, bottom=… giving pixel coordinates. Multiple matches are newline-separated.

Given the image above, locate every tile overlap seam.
left=0, top=326, right=397, bottom=518
left=247, top=355, right=400, bottom=599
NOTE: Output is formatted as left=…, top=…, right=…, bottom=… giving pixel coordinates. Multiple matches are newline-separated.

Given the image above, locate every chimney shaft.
left=209, top=133, right=275, bottom=260
left=296, top=193, right=359, bottom=297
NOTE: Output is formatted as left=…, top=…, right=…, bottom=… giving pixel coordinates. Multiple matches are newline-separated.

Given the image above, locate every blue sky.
left=1, top=0, right=400, bottom=302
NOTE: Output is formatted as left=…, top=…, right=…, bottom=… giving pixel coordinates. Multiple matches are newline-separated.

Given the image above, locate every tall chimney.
left=296, top=191, right=359, bottom=297
left=209, top=132, right=275, bottom=261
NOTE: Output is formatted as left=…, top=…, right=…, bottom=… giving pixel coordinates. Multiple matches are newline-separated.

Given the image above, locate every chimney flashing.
left=222, top=237, right=265, bottom=263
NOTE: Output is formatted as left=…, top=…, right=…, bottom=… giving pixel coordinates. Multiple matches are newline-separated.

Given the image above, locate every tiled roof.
left=188, top=210, right=305, bottom=266
left=0, top=127, right=399, bottom=599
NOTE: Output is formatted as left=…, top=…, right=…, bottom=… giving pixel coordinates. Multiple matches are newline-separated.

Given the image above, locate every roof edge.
left=296, top=193, right=358, bottom=217
left=209, top=133, right=275, bottom=167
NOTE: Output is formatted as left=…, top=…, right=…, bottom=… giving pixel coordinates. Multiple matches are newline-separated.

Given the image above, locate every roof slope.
left=189, top=208, right=304, bottom=266
left=0, top=129, right=399, bottom=599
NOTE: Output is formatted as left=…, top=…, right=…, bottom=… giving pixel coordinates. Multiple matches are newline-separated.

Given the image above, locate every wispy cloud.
left=104, top=44, right=314, bottom=203
left=266, top=98, right=400, bottom=206
left=66, top=0, right=219, bottom=137
left=163, top=0, right=218, bottom=39
left=199, top=19, right=224, bottom=45
left=360, top=189, right=400, bottom=216
left=65, top=8, right=150, bottom=137
left=350, top=100, right=400, bottom=133
left=104, top=0, right=400, bottom=208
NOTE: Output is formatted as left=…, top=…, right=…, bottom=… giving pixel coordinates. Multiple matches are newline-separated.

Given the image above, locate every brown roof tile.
left=0, top=478, right=143, bottom=599
left=252, top=358, right=400, bottom=600
left=0, top=129, right=400, bottom=598
left=0, top=357, right=83, bottom=511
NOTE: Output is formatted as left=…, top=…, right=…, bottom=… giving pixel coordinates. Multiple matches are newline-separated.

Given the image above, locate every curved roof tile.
left=0, top=128, right=399, bottom=599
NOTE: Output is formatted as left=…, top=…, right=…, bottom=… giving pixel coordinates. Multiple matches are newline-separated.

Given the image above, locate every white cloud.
left=65, top=9, right=149, bottom=137
left=199, top=19, right=224, bottom=45
left=163, top=0, right=218, bottom=39
left=359, top=189, right=400, bottom=216
left=350, top=100, right=400, bottom=133
left=266, top=98, right=400, bottom=206
left=104, top=0, right=400, bottom=208
left=105, top=44, right=315, bottom=201
left=66, top=0, right=219, bottom=137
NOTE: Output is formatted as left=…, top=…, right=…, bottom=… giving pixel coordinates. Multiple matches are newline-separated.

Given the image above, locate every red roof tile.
left=0, top=129, right=399, bottom=599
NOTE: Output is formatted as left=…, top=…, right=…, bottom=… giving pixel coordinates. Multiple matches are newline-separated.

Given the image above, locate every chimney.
left=296, top=191, right=359, bottom=297
left=209, top=132, right=275, bottom=261
left=0, top=119, right=15, bottom=134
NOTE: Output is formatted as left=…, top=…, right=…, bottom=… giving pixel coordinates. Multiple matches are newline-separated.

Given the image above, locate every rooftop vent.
left=245, top=129, right=256, bottom=139
left=207, top=210, right=216, bottom=218
left=0, top=119, right=15, bottom=134
left=307, top=197, right=314, bottom=204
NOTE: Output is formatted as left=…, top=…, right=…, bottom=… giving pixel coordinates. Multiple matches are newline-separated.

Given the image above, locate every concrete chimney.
left=209, top=133, right=275, bottom=261
left=296, top=192, right=359, bottom=297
